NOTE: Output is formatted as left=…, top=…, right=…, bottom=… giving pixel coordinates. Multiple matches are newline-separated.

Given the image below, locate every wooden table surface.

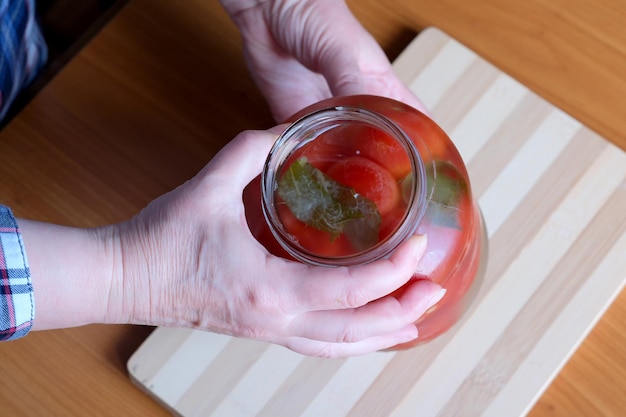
left=0, top=1, right=624, bottom=416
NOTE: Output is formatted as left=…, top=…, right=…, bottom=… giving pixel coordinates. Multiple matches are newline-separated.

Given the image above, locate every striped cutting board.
left=127, top=27, right=626, bottom=417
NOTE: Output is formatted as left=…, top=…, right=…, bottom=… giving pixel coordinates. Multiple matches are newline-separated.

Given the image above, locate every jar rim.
left=261, top=105, right=428, bottom=266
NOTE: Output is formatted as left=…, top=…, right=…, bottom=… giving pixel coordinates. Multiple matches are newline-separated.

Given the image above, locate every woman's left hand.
left=220, top=0, right=426, bottom=121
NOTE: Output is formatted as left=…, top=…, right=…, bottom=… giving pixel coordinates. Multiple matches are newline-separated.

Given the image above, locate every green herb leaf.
left=426, top=161, right=468, bottom=229
left=277, top=158, right=381, bottom=251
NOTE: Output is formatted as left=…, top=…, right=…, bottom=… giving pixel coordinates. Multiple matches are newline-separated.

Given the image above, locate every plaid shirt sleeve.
left=0, top=0, right=48, bottom=121
left=0, top=205, right=34, bottom=341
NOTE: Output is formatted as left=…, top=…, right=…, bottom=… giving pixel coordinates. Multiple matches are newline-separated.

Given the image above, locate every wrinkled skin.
left=220, top=0, right=427, bottom=121
left=24, top=129, right=443, bottom=359
left=111, top=129, right=443, bottom=358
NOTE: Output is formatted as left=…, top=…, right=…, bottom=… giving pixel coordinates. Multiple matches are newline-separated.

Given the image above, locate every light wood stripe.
left=431, top=58, right=500, bottom=134
left=175, top=338, right=269, bottom=415
left=346, top=332, right=453, bottom=417
left=477, top=108, right=581, bottom=232
left=299, top=352, right=396, bottom=417
left=405, top=36, right=476, bottom=110
left=482, top=129, right=607, bottom=286
left=209, top=344, right=305, bottom=417
left=446, top=71, right=528, bottom=163
left=467, top=94, right=553, bottom=195
left=487, top=209, right=626, bottom=417
left=128, top=327, right=200, bottom=388
left=146, top=330, right=231, bottom=406
left=126, top=27, right=626, bottom=417
left=258, top=357, right=346, bottom=417
left=393, top=26, right=448, bottom=99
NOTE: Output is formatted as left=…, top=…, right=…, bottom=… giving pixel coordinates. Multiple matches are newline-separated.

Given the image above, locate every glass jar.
left=245, top=95, right=484, bottom=348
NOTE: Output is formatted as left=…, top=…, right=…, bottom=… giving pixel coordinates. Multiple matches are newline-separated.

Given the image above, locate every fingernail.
left=411, top=234, right=428, bottom=260
left=426, top=287, right=447, bottom=310
left=398, top=324, right=419, bottom=342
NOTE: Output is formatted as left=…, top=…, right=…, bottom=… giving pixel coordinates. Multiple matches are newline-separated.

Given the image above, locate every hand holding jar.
left=219, top=0, right=426, bottom=121
left=20, top=127, right=444, bottom=358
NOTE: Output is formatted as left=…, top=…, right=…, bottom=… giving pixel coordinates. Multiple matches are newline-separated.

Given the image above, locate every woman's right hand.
left=111, top=128, right=444, bottom=357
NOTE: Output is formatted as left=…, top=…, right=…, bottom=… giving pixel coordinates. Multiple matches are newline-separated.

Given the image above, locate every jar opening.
left=261, top=105, right=428, bottom=266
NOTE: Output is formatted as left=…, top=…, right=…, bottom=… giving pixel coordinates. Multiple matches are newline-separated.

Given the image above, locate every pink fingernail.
left=413, top=234, right=428, bottom=260
left=425, top=287, right=446, bottom=310
left=399, top=325, right=419, bottom=342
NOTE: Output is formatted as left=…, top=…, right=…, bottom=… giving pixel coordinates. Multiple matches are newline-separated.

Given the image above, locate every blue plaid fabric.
left=0, top=205, right=33, bottom=341
left=0, top=0, right=47, bottom=121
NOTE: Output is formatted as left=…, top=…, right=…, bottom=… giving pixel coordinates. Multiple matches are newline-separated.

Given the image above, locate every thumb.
left=206, top=129, right=281, bottom=189
left=318, top=47, right=367, bottom=97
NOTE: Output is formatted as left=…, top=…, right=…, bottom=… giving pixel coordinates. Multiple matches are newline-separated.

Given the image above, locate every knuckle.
left=338, top=325, right=362, bottom=344
left=343, top=286, right=370, bottom=309
left=235, top=129, right=259, bottom=142
left=228, top=289, right=286, bottom=341
left=313, top=344, right=341, bottom=359
left=235, top=324, right=269, bottom=340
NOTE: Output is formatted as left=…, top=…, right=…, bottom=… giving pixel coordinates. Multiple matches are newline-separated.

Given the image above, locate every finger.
left=288, top=279, right=445, bottom=343
left=318, top=39, right=431, bottom=117
left=280, top=234, right=428, bottom=312
left=268, top=123, right=290, bottom=135
left=382, top=77, right=432, bottom=116
left=382, top=75, right=431, bottom=116
left=319, top=48, right=367, bottom=98
left=308, top=2, right=368, bottom=97
left=203, top=129, right=279, bottom=189
left=275, top=324, right=419, bottom=358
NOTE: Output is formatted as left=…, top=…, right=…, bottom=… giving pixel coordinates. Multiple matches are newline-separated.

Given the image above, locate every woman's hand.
left=220, top=0, right=426, bottom=122
left=112, top=129, right=443, bottom=358
left=22, top=129, right=443, bottom=358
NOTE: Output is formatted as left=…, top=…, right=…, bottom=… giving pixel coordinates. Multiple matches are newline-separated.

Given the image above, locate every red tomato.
left=378, top=206, right=407, bottom=242
left=346, top=125, right=412, bottom=180
left=277, top=204, right=354, bottom=257
left=389, top=110, right=450, bottom=162
left=291, top=95, right=451, bottom=164
left=326, top=156, right=400, bottom=216
left=296, top=127, right=350, bottom=171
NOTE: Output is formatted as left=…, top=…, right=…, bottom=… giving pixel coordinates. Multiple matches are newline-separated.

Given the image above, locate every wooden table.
left=0, top=1, right=624, bottom=415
